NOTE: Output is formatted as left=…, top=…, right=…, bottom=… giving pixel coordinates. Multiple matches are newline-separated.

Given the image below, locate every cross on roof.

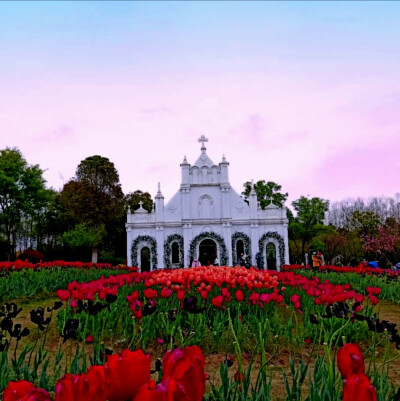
left=139, top=201, right=143, bottom=208
left=198, top=135, right=208, bottom=149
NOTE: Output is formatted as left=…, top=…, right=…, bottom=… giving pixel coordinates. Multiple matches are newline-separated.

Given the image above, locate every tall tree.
left=242, top=180, right=288, bottom=208
left=349, top=210, right=380, bottom=236
left=0, top=148, right=47, bottom=259
left=290, top=196, right=330, bottom=262
left=126, top=190, right=153, bottom=213
left=59, top=155, right=125, bottom=262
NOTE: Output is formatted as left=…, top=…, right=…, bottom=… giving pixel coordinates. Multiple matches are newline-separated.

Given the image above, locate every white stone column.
left=156, top=227, right=164, bottom=270
left=183, top=223, right=192, bottom=268
left=222, top=223, right=232, bottom=266
left=283, top=223, right=290, bottom=266
left=250, top=225, right=259, bottom=267
left=126, top=227, right=132, bottom=267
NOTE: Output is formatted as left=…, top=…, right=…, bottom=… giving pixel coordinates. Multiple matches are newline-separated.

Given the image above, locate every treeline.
left=1, top=148, right=399, bottom=266
left=0, top=148, right=152, bottom=263
left=243, top=181, right=400, bottom=267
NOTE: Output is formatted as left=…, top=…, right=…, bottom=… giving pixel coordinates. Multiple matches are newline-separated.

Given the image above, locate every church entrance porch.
left=199, top=239, right=217, bottom=266
left=236, top=240, right=244, bottom=266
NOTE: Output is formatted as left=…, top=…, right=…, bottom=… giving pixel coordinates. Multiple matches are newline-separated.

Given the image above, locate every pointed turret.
left=219, top=153, right=230, bottom=184
left=180, top=155, right=190, bottom=185
left=249, top=180, right=258, bottom=219
left=155, top=182, right=164, bottom=221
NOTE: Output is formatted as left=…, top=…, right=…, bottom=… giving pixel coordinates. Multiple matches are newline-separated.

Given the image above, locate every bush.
left=17, top=248, right=45, bottom=263
left=98, top=256, right=126, bottom=265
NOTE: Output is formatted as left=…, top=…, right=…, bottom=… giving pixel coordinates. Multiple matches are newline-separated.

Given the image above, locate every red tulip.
left=249, top=292, right=260, bottom=305
left=85, top=335, right=94, bottom=344
left=211, top=295, right=224, bottom=308
left=235, top=290, right=244, bottom=302
left=133, top=378, right=187, bottom=401
left=144, top=288, right=158, bottom=299
left=343, top=373, right=377, bottom=401
left=162, top=346, right=205, bottom=401
left=3, top=381, right=35, bottom=401
left=160, top=288, right=172, bottom=298
left=234, top=370, right=245, bottom=383
left=129, top=299, right=143, bottom=319
left=126, top=291, right=139, bottom=303
left=56, top=290, right=70, bottom=301
left=3, top=381, right=52, bottom=401
left=290, top=294, right=300, bottom=304
left=55, top=366, right=106, bottom=401
left=105, top=349, right=151, bottom=401
left=337, top=343, right=365, bottom=379
left=355, top=294, right=364, bottom=303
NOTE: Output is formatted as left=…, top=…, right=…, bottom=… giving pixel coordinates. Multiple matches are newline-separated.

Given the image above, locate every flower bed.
left=282, top=264, right=400, bottom=276
left=1, top=266, right=399, bottom=400
left=0, top=260, right=136, bottom=272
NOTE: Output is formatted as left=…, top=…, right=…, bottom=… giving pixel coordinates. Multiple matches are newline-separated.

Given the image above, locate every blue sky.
left=1, top=1, right=399, bottom=203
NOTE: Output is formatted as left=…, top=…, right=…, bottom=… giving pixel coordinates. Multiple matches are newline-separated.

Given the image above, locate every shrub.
left=17, top=248, right=45, bottom=263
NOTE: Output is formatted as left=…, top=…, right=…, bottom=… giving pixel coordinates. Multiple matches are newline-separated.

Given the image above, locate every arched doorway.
left=266, top=242, right=277, bottom=270
left=236, top=240, right=244, bottom=265
left=141, top=247, right=151, bottom=272
left=199, top=239, right=217, bottom=266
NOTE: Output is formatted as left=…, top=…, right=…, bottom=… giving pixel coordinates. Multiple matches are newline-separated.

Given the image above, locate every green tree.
left=59, top=155, right=125, bottom=262
left=62, top=223, right=106, bottom=259
left=38, top=190, right=67, bottom=259
left=349, top=210, right=380, bottom=236
left=242, top=180, right=288, bottom=208
left=0, top=148, right=47, bottom=259
left=126, top=190, right=153, bottom=213
left=290, top=196, right=330, bottom=263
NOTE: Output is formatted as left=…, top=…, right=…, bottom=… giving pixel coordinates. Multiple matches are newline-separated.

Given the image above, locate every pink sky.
left=1, top=2, right=399, bottom=206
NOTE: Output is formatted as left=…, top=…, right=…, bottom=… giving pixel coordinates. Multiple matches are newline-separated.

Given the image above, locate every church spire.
left=155, top=181, right=164, bottom=198
left=155, top=182, right=164, bottom=221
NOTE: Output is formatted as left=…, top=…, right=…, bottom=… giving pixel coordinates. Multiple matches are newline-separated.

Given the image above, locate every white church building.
left=126, top=136, right=289, bottom=271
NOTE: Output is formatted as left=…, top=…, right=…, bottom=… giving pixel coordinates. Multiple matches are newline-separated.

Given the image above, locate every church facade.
left=126, top=137, right=289, bottom=271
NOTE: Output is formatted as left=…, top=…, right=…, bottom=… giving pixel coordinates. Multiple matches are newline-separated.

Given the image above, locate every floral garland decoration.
left=258, top=232, right=285, bottom=267
left=164, top=234, right=184, bottom=268
left=231, top=232, right=251, bottom=266
left=189, top=232, right=228, bottom=266
left=131, top=235, right=158, bottom=269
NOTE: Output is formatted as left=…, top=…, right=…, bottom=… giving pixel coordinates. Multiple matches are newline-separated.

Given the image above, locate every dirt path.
left=376, top=300, right=400, bottom=327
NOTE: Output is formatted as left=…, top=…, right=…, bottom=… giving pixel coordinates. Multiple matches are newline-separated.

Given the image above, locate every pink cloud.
left=315, top=136, right=400, bottom=199
left=228, top=114, right=268, bottom=146
left=35, top=125, right=74, bottom=144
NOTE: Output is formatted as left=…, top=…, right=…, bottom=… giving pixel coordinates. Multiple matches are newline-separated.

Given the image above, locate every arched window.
left=266, top=242, right=277, bottom=270
left=171, top=242, right=180, bottom=264
left=236, top=240, right=244, bottom=264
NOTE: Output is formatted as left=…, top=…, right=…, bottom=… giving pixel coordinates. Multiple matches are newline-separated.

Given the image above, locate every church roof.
left=193, top=152, right=215, bottom=168
left=192, top=134, right=216, bottom=168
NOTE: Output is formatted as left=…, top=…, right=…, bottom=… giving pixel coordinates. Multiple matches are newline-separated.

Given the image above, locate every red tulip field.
left=1, top=263, right=400, bottom=400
